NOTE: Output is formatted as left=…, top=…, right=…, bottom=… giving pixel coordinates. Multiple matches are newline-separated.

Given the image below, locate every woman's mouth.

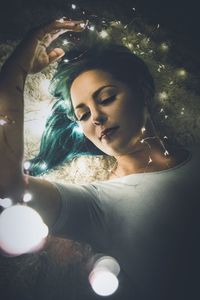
left=100, top=126, right=119, bottom=140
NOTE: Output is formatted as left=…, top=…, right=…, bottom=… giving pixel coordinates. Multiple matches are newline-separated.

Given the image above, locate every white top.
left=52, top=145, right=200, bottom=299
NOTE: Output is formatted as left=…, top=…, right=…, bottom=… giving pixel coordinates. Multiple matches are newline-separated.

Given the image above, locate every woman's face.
left=70, top=69, right=145, bottom=156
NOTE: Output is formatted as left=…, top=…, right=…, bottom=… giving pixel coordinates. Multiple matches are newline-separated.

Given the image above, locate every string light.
left=164, top=150, right=169, bottom=156
left=141, top=126, right=146, bottom=133
left=71, top=4, right=76, bottom=10
left=89, top=256, right=120, bottom=296
left=176, top=68, right=187, bottom=79
left=148, top=157, right=152, bottom=164
left=0, top=198, right=13, bottom=209
left=0, top=119, right=7, bottom=126
left=159, top=91, right=168, bottom=101
left=88, top=25, right=95, bottom=31
left=99, top=30, right=109, bottom=39
left=62, top=39, right=70, bottom=45
left=157, top=64, right=166, bottom=72
left=0, top=114, right=15, bottom=126
left=181, top=107, right=185, bottom=115
left=127, top=43, right=133, bottom=49
left=160, top=42, right=169, bottom=52
left=24, top=161, right=31, bottom=171
left=23, top=193, right=33, bottom=203
left=0, top=205, right=48, bottom=256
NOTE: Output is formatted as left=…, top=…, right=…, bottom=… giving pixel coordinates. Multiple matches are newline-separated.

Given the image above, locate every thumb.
left=48, top=48, right=65, bottom=63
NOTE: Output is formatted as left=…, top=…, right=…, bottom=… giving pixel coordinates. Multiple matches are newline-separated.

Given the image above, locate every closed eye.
left=78, top=111, right=90, bottom=121
left=78, top=95, right=116, bottom=121
left=101, top=95, right=116, bottom=105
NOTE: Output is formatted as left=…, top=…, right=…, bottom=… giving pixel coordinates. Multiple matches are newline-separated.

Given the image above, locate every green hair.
left=28, top=41, right=155, bottom=176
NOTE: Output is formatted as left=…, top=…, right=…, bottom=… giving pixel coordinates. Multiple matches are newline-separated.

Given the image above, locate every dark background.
left=0, top=0, right=199, bottom=72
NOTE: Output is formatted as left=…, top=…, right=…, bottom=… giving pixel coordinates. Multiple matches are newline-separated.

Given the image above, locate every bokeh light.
left=0, top=205, right=48, bottom=256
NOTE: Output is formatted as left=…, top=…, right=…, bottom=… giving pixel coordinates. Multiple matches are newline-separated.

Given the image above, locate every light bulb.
left=0, top=205, right=48, bottom=256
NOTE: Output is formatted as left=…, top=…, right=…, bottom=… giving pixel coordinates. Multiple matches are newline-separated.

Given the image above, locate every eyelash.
left=78, top=95, right=116, bottom=121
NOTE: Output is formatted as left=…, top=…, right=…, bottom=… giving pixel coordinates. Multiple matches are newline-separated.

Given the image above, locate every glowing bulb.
left=24, top=161, right=31, bottom=170
left=23, top=193, right=32, bottom=203
left=141, top=127, right=146, bottom=133
left=0, top=205, right=48, bottom=256
left=0, top=119, right=7, bottom=126
left=89, top=269, right=119, bottom=296
left=160, top=42, right=169, bottom=51
left=89, top=25, right=95, bottom=31
left=159, top=91, right=168, bottom=101
left=62, top=39, right=69, bottom=45
left=177, top=68, right=187, bottom=78
left=0, top=198, right=13, bottom=209
left=64, top=59, right=69, bottom=63
left=127, top=43, right=133, bottom=49
left=99, top=30, right=109, bottom=39
left=71, top=4, right=76, bottom=9
left=148, top=157, right=152, bottom=163
left=40, top=162, right=47, bottom=170
left=89, top=256, right=120, bottom=296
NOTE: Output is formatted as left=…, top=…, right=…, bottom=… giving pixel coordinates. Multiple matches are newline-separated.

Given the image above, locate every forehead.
left=70, top=69, right=116, bottom=105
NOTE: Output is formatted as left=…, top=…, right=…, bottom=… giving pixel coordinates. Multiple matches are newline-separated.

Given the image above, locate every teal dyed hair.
left=28, top=40, right=155, bottom=176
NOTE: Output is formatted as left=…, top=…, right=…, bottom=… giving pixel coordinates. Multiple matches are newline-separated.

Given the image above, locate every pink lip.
left=100, top=126, right=119, bottom=140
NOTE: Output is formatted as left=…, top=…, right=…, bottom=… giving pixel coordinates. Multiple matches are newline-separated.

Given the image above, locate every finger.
left=46, top=19, right=87, bottom=33
left=48, top=48, right=65, bottom=63
left=35, top=18, right=88, bottom=48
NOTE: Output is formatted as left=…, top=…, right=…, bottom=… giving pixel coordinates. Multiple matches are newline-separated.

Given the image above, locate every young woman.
left=0, top=18, right=199, bottom=299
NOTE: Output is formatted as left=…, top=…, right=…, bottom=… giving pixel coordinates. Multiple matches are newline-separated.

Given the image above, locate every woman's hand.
left=7, top=18, right=87, bottom=74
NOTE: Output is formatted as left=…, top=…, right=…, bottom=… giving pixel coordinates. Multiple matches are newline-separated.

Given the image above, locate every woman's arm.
left=0, top=18, right=86, bottom=228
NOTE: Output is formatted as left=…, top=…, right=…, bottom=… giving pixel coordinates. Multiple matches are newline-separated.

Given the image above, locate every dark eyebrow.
left=74, top=85, right=116, bottom=110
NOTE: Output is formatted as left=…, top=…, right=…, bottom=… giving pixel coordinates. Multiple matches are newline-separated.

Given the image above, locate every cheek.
left=81, top=123, right=95, bottom=141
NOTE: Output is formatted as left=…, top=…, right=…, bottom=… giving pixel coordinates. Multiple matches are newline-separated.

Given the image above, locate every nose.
left=91, top=107, right=107, bottom=125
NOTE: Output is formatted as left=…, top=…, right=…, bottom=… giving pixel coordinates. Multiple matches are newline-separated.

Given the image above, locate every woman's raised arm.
left=0, top=18, right=86, bottom=228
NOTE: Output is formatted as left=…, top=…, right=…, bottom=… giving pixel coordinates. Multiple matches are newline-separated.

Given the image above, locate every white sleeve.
left=50, top=182, right=108, bottom=249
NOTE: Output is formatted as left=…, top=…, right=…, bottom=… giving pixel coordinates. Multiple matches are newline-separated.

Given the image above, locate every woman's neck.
left=109, top=119, right=188, bottom=179
left=110, top=141, right=172, bottom=178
